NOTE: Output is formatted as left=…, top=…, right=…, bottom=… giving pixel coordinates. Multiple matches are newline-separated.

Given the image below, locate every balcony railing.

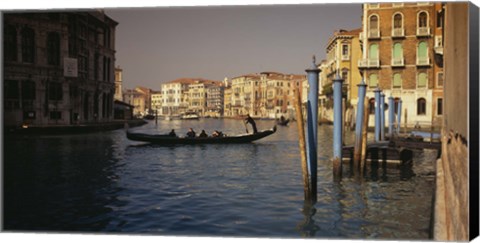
left=341, top=54, right=350, bottom=61
left=391, top=58, right=404, bottom=67
left=392, top=28, right=405, bottom=38
left=368, top=29, right=380, bottom=39
left=434, top=46, right=444, bottom=55
left=416, top=56, right=430, bottom=66
left=416, top=27, right=430, bottom=36
left=358, top=58, right=380, bottom=68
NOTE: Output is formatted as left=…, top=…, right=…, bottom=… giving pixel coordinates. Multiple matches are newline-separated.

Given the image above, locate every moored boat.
left=126, top=126, right=277, bottom=144
left=181, top=112, right=200, bottom=120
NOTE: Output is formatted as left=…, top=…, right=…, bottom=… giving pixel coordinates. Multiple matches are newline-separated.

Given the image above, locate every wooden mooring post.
left=360, top=97, right=370, bottom=174
left=294, top=86, right=311, bottom=202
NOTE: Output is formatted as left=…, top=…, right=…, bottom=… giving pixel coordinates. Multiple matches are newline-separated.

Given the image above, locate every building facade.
left=123, top=86, right=151, bottom=117
left=323, top=28, right=363, bottom=106
left=359, top=2, right=444, bottom=128
left=4, top=11, right=118, bottom=127
left=114, top=66, right=123, bottom=101
left=225, top=72, right=306, bottom=119
left=150, top=91, right=162, bottom=115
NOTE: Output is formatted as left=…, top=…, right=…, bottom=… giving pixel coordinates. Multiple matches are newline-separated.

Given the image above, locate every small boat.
left=126, top=126, right=277, bottom=144
left=181, top=112, right=200, bottom=120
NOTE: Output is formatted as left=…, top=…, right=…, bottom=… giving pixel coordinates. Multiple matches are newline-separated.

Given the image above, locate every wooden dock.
left=342, top=142, right=413, bottom=167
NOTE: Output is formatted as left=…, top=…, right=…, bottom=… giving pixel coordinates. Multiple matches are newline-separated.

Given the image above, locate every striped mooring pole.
left=305, top=56, right=320, bottom=202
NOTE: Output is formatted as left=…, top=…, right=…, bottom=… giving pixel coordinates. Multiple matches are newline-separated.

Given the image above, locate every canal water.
left=3, top=119, right=437, bottom=239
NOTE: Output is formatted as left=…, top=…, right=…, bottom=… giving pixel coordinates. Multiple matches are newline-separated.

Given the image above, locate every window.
left=48, top=82, right=63, bottom=101
left=417, top=41, right=429, bottom=65
left=369, top=98, right=376, bottom=114
left=5, top=80, right=20, bottom=99
left=22, top=80, right=36, bottom=100
left=5, top=25, right=17, bottom=62
left=437, top=10, right=444, bottom=28
left=437, top=72, right=444, bottom=87
left=47, top=32, right=60, bottom=65
left=342, top=44, right=349, bottom=56
left=393, top=13, right=402, bottom=29
left=342, top=69, right=348, bottom=80
left=418, top=11, right=428, bottom=28
left=368, top=73, right=378, bottom=88
left=393, top=73, right=402, bottom=89
left=437, top=98, right=443, bottom=115
left=369, top=15, right=379, bottom=37
left=418, top=72, right=427, bottom=88
left=21, top=27, right=35, bottom=63
left=392, top=43, right=403, bottom=65
left=392, top=13, right=404, bottom=37
left=417, top=98, right=426, bottom=115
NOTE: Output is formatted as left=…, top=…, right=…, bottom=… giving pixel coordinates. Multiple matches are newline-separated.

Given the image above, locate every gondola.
left=126, top=126, right=277, bottom=144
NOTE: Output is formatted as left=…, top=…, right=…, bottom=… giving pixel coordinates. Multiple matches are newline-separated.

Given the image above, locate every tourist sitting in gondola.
left=212, top=130, right=223, bottom=137
left=199, top=130, right=208, bottom=138
left=186, top=128, right=196, bottom=138
left=168, top=129, right=177, bottom=137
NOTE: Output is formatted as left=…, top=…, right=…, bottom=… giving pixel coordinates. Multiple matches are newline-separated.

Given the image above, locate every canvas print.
left=2, top=2, right=478, bottom=241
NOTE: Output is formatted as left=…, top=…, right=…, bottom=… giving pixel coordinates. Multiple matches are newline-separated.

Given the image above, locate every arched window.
left=368, top=73, right=378, bottom=88
left=393, top=73, right=402, bottom=89
left=417, top=98, right=426, bottom=115
left=392, top=42, right=403, bottom=65
left=418, top=11, right=428, bottom=27
left=5, top=25, right=17, bottom=62
left=369, top=15, right=379, bottom=37
left=393, top=13, right=402, bottom=29
left=418, top=72, right=427, bottom=88
left=21, top=27, right=35, bottom=63
left=417, top=41, right=428, bottom=65
left=370, top=15, right=379, bottom=30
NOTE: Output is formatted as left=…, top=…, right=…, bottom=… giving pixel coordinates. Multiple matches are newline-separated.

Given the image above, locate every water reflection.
left=297, top=201, right=319, bottom=237
left=3, top=120, right=436, bottom=239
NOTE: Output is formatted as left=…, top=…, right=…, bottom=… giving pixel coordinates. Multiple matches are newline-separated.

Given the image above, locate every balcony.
left=368, top=29, right=380, bottom=39
left=341, top=54, right=350, bottom=61
left=416, top=27, right=431, bottom=37
left=391, top=58, right=404, bottom=67
left=434, top=46, right=443, bottom=55
left=358, top=58, right=380, bottom=68
left=416, top=56, right=430, bottom=66
left=391, top=28, right=405, bottom=38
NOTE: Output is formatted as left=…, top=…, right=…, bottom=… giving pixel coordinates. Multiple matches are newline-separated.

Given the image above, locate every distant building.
left=225, top=72, right=306, bottom=119
left=150, top=91, right=162, bottom=115
left=206, top=83, right=225, bottom=117
left=123, top=86, right=151, bottom=117
left=3, top=11, right=118, bottom=127
left=187, top=80, right=222, bottom=116
left=359, top=2, right=444, bottom=128
left=114, top=66, right=123, bottom=101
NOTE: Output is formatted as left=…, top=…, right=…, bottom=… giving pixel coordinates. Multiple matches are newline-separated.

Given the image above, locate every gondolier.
left=245, top=114, right=258, bottom=134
